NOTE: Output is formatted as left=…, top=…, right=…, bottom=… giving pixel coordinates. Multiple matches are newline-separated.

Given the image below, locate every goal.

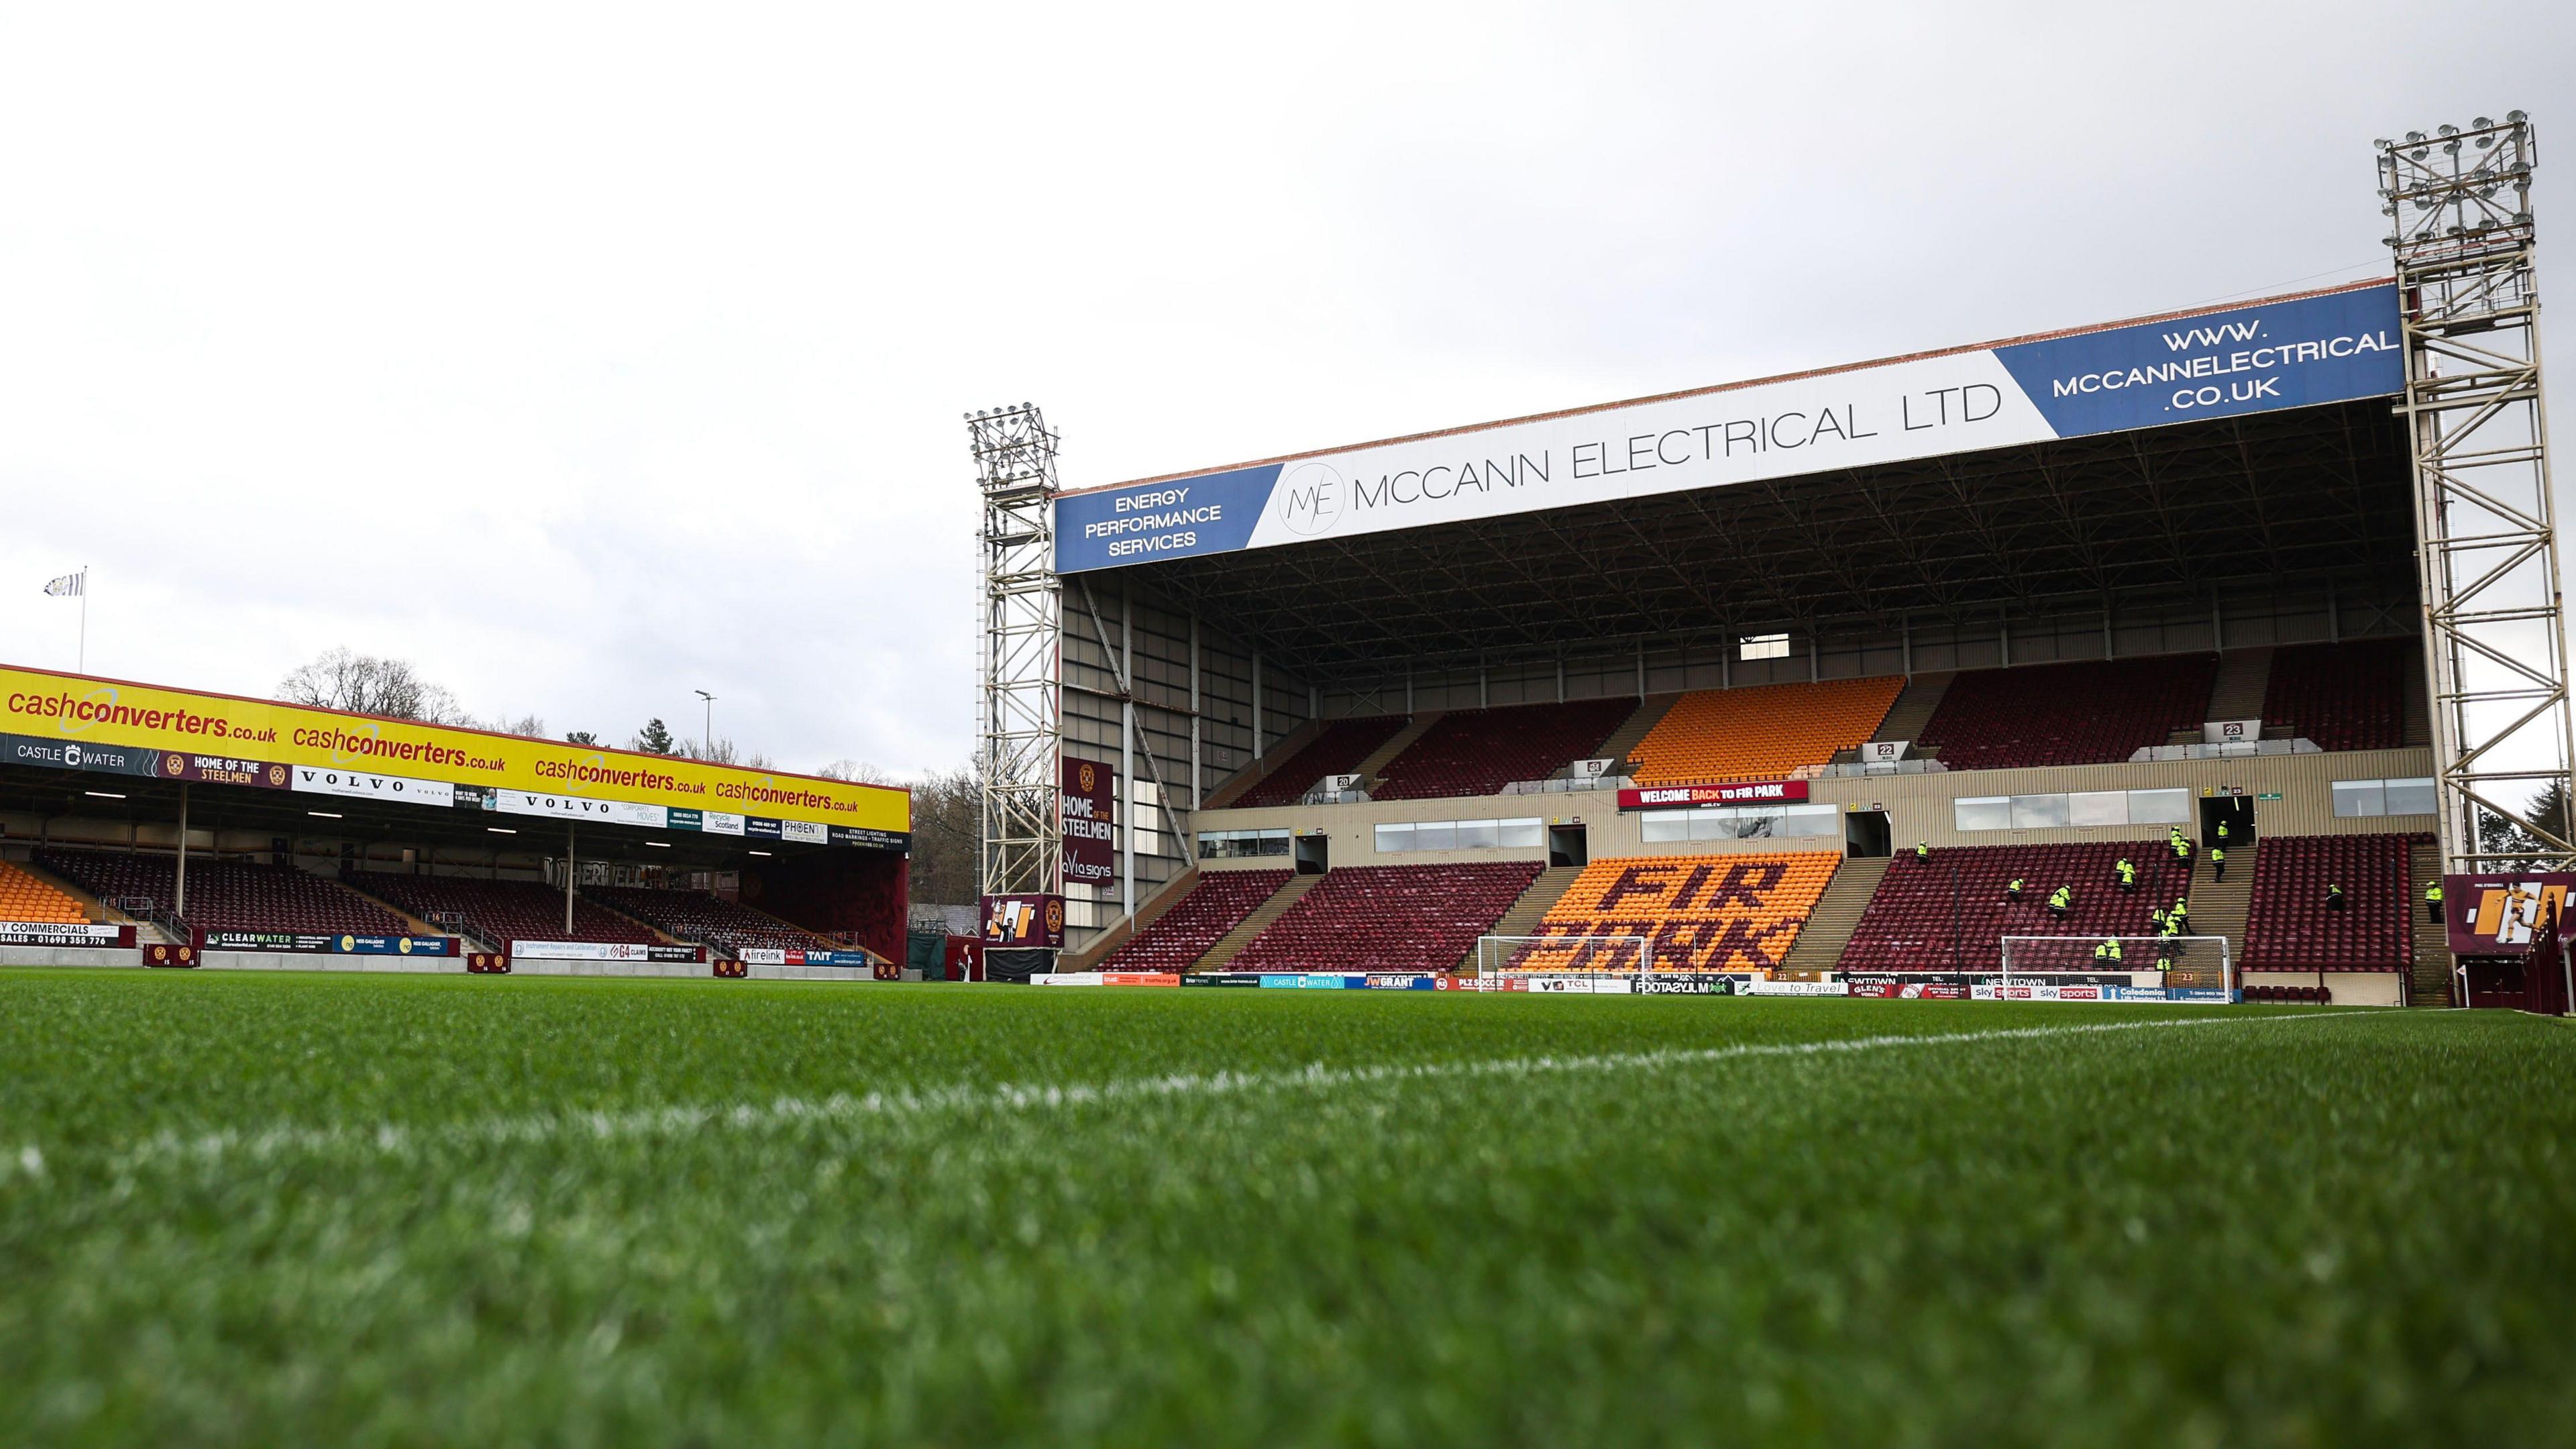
left=1475, top=933, right=1654, bottom=982
left=1998, top=934, right=2235, bottom=1002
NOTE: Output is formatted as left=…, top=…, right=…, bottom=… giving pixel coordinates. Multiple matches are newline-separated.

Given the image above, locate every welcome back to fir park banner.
left=1056, top=282, right=2404, bottom=573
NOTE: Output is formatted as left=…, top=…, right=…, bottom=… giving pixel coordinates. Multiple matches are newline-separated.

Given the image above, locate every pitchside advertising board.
left=0, top=665, right=910, bottom=847
left=982, top=893, right=1065, bottom=949
left=1057, top=284, right=2404, bottom=573
left=2442, top=873, right=2576, bottom=957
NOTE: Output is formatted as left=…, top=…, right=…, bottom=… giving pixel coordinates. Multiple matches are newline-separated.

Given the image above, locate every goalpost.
left=1998, top=934, right=2236, bottom=1002
left=1475, top=933, right=1654, bottom=990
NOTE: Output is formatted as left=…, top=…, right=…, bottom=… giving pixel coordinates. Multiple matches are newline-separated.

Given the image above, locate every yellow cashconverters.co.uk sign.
left=0, top=663, right=908, bottom=847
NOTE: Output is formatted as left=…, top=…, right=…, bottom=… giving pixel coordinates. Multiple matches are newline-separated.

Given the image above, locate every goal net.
left=1476, top=933, right=1654, bottom=982
left=1998, top=934, right=2235, bottom=1000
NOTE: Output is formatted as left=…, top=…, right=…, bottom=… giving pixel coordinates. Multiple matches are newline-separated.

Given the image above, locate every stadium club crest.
left=1077, top=761, right=1096, bottom=793
left=164, top=752, right=184, bottom=776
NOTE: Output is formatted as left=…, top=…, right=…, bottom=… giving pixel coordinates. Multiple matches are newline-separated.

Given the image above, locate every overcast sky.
left=3, top=2, right=2570, bottom=777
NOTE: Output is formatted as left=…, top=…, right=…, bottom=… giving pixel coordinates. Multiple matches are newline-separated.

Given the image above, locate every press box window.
left=1738, top=633, right=1790, bottom=661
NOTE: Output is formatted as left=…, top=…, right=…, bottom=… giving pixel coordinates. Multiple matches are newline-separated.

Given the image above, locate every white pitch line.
left=7, top=1010, right=2374, bottom=1186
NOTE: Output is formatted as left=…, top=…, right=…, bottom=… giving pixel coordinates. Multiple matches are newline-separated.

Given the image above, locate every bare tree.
left=818, top=759, right=901, bottom=785
left=904, top=762, right=983, bottom=907
left=278, top=648, right=471, bottom=723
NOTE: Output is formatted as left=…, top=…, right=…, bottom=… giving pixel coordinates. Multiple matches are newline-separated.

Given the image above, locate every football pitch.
left=4, top=972, right=2573, bottom=1446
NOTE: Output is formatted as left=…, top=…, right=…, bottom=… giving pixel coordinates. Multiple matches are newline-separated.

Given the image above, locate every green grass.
left=3, top=971, right=2572, bottom=1447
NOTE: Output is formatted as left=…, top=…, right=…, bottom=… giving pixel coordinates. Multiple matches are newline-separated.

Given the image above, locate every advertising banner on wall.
left=981, top=893, right=1065, bottom=949
left=508, top=941, right=705, bottom=963
left=160, top=753, right=288, bottom=788
left=1056, top=283, right=2404, bottom=574
left=1618, top=779, right=1811, bottom=810
left=0, top=665, right=908, bottom=837
left=1061, top=755, right=1116, bottom=885
left=0, top=921, right=134, bottom=947
left=2443, top=873, right=2576, bottom=957
left=201, top=931, right=459, bottom=957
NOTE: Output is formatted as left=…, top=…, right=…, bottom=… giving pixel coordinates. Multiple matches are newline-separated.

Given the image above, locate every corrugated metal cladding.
left=1194, top=747, right=2437, bottom=871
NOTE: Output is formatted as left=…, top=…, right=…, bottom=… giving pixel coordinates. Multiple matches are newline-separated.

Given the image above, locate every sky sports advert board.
left=1057, top=284, right=2403, bottom=573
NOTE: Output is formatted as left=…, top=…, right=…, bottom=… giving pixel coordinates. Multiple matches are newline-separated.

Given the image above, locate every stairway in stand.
left=1354, top=714, right=1443, bottom=788
left=1871, top=672, right=1953, bottom=749
left=1192, top=873, right=1322, bottom=973
left=1590, top=696, right=1683, bottom=773
left=2406, top=839, right=2455, bottom=1005
left=2206, top=645, right=2275, bottom=726
left=1458, top=865, right=1584, bottom=971
left=2185, top=839, right=2256, bottom=980
left=1779, top=857, right=1887, bottom=973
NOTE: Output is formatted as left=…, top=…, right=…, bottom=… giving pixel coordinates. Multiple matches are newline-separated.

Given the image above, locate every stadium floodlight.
left=82, top=790, right=124, bottom=800
left=2378, top=110, right=2572, bottom=871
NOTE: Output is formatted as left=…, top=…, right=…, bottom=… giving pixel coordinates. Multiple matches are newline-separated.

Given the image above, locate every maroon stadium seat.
left=2241, top=834, right=2420, bottom=973
left=354, top=871, right=658, bottom=947
left=582, top=884, right=837, bottom=955
left=1232, top=716, right=1409, bottom=808
left=40, top=847, right=409, bottom=937
left=1099, top=869, right=1292, bottom=972
left=1226, top=861, right=1541, bottom=975
left=2261, top=639, right=2412, bottom=752
left=1839, top=843, right=2198, bottom=974
left=1370, top=700, right=1635, bottom=801
left=1915, top=654, right=2218, bottom=771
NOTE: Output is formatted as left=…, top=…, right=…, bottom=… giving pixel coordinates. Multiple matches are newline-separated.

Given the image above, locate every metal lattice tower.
left=2379, top=112, right=2572, bottom=871
left=971, top=404, right=1063, bottom=911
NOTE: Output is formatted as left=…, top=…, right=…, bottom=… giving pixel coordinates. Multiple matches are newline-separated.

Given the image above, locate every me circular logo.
left=1275, top=460, right=1346, bottom=537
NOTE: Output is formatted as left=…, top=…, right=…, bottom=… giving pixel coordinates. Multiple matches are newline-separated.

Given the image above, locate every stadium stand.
left=1516, top=851, right=1839, bottom=971
left=1099, top=868, right=1293, bottom=973
left=1838, top=843, right=2194, bottom=973
left=40, top=849, right=407, bottom=936
left=0, top=860, right=89, bottom=924
left=354, top=872, right=657, bottom=947
left=1371, top=699, right=1636, bottom=800
left=2241, top=833, right=2420, bottom=972
left=1626, top=677, right=1904, bottom=785
left=1913, top=653, right=2218, bottom=771
left=1228, top=862, right=1540, bottom=975
left=2261, top=639, right=2412, bottom=752
left=1232, top=716, right=1407, bottom=808
left=584, top=884, right=833, bottom=954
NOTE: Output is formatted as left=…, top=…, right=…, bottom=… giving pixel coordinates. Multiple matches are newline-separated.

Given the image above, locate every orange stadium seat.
left=1515, top=851, right=1839, bottom=972
left=1627, top=677, right=1905, bottom=786
left=0, top=860, right=89, bottom=924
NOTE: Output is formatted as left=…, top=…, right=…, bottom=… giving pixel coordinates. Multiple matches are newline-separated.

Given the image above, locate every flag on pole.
left=44, top=572, right=83, bottom=597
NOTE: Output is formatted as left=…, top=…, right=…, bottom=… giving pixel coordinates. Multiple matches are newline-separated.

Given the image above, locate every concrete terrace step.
left=1781, top=856, right=1888, bottom=973
left=1460, top=865, right=1586, bottom=972
left=1193, top=872, right=1323, bottom=973
left=1872, top=672, right=1953, bottom=749
left=2206, top=645, right=2275, bottom=726
left=2407, top=839, right=2455, bottom=1005
left=2184, top=839, right=2255, bottom=977
left=1589, top=694, right=1684, bottom=774
left=1355, top=714, right=1444, bottom=790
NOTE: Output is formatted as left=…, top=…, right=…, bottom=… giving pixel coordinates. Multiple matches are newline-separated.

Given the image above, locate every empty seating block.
left=1372, top=700, right=1637, bottom=801
left=356, top=873, right=658, bottom=947
left=1628, top=677, right=1904, bottom=785
left=1519, top=852, right=1838, bottom=971
left=1101, top=869, right=1292, bottom=973
left=1229, top=862, right=1541, bottom=975
left=1915, top=654, right=2218, bottom=771
left=41, top=849, right=407, bottom=936
left=1839, top=843, right=2198, bottom=974
left=2263, top=639, right=2412, bottom=752
left=0, top=861, right=87, bottom=924
left=1233, top=716, right=1408, bottom=809
left=584, top=885, right=835, bottom=954
left=2242, top=834, right=2419, bottom=973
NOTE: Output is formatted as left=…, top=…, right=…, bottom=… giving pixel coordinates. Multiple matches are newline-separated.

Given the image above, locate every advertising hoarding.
left=1057, top=284, right=2404, bottom=574
left=2443, top=873, right=2576, bottom=957
left=1061, top=756, right=1116, bottom=885
left=0, top=664, right=908, bottom=837
left=1617, top=779, right=1810, bottom=810
left=981, top=893, right=1065, bottom=949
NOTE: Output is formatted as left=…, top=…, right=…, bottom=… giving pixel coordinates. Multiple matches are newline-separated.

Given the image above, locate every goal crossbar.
left=1477, top=933, right=1653, bottom=976
left=1999, top=934, right=2234, bottom=995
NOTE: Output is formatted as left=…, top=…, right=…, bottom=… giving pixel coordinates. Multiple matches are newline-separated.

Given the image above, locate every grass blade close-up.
left=5, top=972, right=2573, bottom=1447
